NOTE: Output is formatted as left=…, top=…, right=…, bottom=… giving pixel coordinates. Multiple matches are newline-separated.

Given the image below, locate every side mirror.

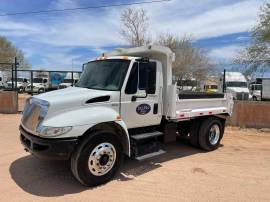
left=43, top=79, right=48, bottom=83
left=0, top=77, right=2, bottom=81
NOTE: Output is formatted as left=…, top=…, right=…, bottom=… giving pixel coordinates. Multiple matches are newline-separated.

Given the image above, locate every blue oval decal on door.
left=136, top=104, right=151, bottom=115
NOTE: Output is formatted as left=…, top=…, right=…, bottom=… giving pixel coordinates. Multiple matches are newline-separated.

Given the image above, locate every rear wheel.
left=71, top=131, right=123, bottom=186
left=198, top=117, right=224, bottom=151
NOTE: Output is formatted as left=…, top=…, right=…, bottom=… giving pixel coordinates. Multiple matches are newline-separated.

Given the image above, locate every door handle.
left=153, top=103, right=158, bottom=114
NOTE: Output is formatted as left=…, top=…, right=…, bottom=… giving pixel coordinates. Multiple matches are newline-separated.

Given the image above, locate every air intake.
left=86, top=96, right=110, bottom=104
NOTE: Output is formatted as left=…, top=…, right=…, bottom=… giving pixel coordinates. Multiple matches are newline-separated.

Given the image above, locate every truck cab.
left=219, top=72, right=250, bottom=100
left=20, top=46, right=233, bottom=186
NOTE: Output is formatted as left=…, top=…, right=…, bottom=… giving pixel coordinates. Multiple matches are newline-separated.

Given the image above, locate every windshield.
left=76, top=59, right=130, bottom=91
left=226, top=81, right=247, bottom=88
left=33, top=78, right=44, bottom=83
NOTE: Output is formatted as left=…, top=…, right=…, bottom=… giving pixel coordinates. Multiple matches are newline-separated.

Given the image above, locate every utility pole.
left=14, top=57, right=18, bottom=90
left=71, top=59, right=74, bottom=86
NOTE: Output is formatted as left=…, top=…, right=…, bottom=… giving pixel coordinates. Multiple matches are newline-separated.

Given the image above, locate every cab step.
left=131, top=131, right=165, bottom=160
left=135, top=149, right=166, bottom=161
left=131, top=131, right=163, bottom=141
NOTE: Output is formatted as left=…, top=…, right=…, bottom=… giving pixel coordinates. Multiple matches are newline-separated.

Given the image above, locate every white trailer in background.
left=262, top=79, right=270, bottom=101
left=20, top=45, right=233, bottom=186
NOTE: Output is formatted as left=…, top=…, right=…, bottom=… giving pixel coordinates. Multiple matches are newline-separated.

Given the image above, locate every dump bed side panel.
left=171, top=93, right=233, bottom=121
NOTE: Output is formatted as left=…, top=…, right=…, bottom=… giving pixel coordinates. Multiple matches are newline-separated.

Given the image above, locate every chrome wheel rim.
left=88, top=143, right=116, bottom=176
left=209, top=124, right=220, bottom=145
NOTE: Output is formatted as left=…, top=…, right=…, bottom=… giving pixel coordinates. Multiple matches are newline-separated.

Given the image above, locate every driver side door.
left=120, top=61, right=162, bottom=129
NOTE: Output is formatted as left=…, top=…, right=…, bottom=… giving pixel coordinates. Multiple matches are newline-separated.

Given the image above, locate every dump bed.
left=175, top=93, right=233, bottom=120
left=166, top=86, right=233, bottom=120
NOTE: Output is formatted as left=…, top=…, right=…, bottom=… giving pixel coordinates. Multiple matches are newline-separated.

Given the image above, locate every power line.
left=0, top=0, right=171, bottom=17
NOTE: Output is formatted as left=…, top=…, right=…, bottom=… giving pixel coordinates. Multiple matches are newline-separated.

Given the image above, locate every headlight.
left=38, top=126, right=72, bottom=137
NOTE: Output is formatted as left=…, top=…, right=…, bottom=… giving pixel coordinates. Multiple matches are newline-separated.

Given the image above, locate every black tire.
left=18, top=86, right=24, bottom=93
left=38, top=88, right=45, bottom=94
left=198, top=117, right=224, bottom=151
left=71, top=131, right=123, bottom=186
left=189, top=119, right=202, bottom=148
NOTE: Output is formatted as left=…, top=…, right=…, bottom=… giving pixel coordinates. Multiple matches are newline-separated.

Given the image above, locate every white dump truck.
left=20, top=46, right=233, bottom=186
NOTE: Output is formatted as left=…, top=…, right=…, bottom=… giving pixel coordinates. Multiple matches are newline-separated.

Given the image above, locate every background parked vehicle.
left=219, top=71, right=250, bottom=100
left=250, top=83, right=262, bottom=101
left=58, top=72, right=80, bottom=89
left=25, top=77, right=49, bottom=94
left=6, top=77, right=29, bottom=93
left=0, top=71, right=8, bottom=89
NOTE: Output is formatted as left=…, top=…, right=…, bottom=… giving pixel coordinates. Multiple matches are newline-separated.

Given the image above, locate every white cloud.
left=149, top=0, right=263, bottom=39
left=208, top=45, right=243, bottom=61
left=50, top=0, right=79, bottom=10
left=36, top=51, right=84, bottom=71
left=0, top=0, right=265, bottom=68
left=39, top=0, right=264, bottom=46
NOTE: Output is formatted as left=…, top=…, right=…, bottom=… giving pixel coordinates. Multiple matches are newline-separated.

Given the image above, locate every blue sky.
left=0, top=0, right=266, bottom=71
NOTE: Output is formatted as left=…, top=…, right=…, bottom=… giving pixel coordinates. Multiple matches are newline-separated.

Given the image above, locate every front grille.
left=236, top=92, right=249, bottom=100
left=21, top=98, right=49, bottom=134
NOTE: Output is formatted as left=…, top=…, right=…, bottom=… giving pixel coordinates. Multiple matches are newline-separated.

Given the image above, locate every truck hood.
left=35, top=87, right=114, bottom=116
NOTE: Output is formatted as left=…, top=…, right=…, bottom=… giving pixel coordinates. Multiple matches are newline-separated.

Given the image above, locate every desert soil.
left=0, top=114, right=270, bottom=202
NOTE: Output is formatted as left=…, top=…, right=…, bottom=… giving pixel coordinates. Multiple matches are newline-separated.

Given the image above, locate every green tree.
left=0, top=36, right=30, bottom=70
left=235, top=3, right=270, bottom=75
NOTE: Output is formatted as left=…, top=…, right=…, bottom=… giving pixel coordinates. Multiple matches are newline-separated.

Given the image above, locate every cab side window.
left=139, top=62, right=156, bottom=94
left=125, top=61, right=157, bottom=95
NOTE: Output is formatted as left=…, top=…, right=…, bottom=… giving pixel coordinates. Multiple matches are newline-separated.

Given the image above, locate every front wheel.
left=198, top=117, right=224, bottom=151
left=38, top=88, right=45, bottom=94
left=71, top=131, right=123, bottom=186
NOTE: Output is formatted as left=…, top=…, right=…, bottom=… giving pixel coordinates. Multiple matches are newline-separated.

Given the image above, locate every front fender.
left=42, top=106, right=131, bottom=156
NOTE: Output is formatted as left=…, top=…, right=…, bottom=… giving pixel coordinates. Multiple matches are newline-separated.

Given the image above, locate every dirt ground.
left=0, top=114, right=270, bottom=202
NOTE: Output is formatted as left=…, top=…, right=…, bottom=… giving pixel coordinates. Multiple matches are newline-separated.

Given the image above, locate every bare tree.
left=156, top=33, right=211, bottom=89
left=120, top=8, right=150, bottom=47
left=0, top=35, right=30, bottom=71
